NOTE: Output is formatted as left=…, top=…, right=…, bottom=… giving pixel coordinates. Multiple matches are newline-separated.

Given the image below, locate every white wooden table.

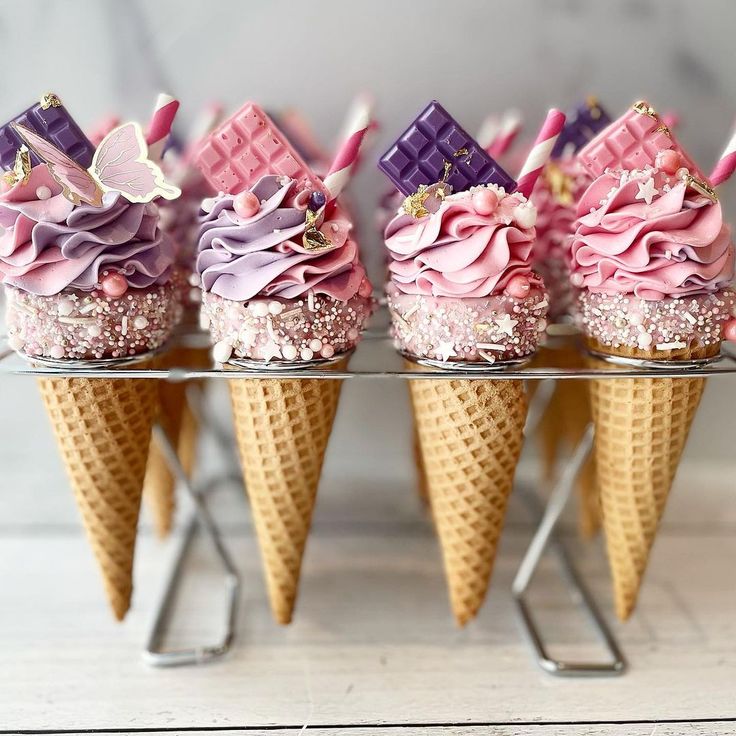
left=1, top=376, right=735, bottom=734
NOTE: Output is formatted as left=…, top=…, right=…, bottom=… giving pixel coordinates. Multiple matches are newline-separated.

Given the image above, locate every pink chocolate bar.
left=192, top=101, right=326, bottom=196
left=577, top=102, right=700, bottom=179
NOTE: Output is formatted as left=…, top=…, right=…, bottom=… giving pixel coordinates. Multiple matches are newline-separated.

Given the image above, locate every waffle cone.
left=37, top=366, right=157, bottom=620
left=533, top=345, right=599, bottom=537
left=143, top=347, right=207, bottom=538
left=587, top=339, right=716, bottom=619
left=407, top=367, right=527, bottom=626
left=228, top=362, right=344, bottom=624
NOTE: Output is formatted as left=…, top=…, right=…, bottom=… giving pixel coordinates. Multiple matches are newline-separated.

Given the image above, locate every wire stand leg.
left=513, top=424, right=626, bottom=676
left=142, top=423, right=240, bottom=667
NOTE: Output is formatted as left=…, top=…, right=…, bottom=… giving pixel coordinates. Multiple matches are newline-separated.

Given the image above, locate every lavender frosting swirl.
left=196, top=175, right=365, bottom=302
left=0, top=165, right=175, bottom=296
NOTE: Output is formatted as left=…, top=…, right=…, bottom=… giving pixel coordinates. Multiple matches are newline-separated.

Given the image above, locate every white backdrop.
left=1, top=0, right=735, bottom=460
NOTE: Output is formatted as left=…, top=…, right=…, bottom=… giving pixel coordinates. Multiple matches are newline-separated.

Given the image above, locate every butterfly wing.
left=11, top=123, right=103, bottom=206
left=92, top=122, right=180, bottom=203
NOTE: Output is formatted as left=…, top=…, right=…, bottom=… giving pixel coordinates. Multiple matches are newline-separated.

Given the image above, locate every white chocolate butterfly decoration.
left=11, top=121, right=180, bottom=207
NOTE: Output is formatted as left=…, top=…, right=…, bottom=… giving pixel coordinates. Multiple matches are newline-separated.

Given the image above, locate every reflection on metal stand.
left=142, top=421, right=240, bottom=667
left=514, top=404, right=625, bottom=676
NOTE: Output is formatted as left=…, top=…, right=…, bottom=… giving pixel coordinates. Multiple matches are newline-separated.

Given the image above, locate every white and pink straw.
left=515, top=108, right=566, bottom=199
left=709, top=120, right=736, bottom=188
left=146, top=93, right=180, bottom=162
left=477, top=114, right=502, bottom=153
left=322, top=97, right=372, bottom=202
left=488, top=109, right=522, bottom=158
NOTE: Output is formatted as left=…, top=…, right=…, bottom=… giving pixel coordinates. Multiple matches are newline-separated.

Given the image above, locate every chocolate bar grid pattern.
left=379, top=101, right=516, bottom=196
left=578, top=108, right=699, bottom=179
left=193, top=102, right=325, bottom=196
left=551, top=104, right=611, bottom=158
left=0, top=102, right=95, bottom=171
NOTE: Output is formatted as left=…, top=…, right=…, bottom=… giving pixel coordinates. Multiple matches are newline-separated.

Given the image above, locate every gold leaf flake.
left=402, top=185, right=431, bottom=219
left=543, top=161, right=575, bottom=206
left=632, top=100, right=657, bottom=118
left=40, top=93, right=62, bottom=110
left=684, top=174, right=718, bottom=203
left=3, top=145, right=31, bottom=186
left=302, top=209, right=334, bottom=251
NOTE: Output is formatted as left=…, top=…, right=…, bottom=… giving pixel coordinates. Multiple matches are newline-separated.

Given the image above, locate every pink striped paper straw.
left=709, top=121, right=736, bottom=187
left=477, top=114, right=502, bottom=152
left=489, top=110, right=522, bottom=158
left=146, top=93, right=180, bottom=161
left=322, top=99, right=371, bottom=201
left=515, top=108, right=566, bottom=198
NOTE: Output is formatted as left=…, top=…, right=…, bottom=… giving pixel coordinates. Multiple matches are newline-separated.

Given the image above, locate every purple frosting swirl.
left=196, top=175, right=366, bottom=302
left=0, top=165, right=175, bottom=296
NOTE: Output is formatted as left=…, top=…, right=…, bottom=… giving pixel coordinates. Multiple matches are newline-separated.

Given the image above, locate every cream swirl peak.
left=385, top=185, right=540, bottom=298
left=571, top=168, right=734, bottom=300
left=196, top=175, right=367, bottom=302
left=0, top=164, right=175, bottom=296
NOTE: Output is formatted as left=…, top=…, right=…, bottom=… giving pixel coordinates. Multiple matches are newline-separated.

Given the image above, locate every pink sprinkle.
left=101, top=272, right=128, bottom=298
left=505, top=275, right=531, bottom=299
left=657, top=150, right=680, bottom=175
left=472, top=188, right=498, bottom=216
left=234, top=190, right=260, bottom=218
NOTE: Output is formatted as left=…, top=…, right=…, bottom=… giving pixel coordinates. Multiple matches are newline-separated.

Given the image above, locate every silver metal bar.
left=142, top=425, right=240, bottom=667
left=513, top=425, right=626, bottom=676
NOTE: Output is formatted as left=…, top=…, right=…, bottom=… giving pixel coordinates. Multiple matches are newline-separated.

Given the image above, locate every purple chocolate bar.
left=379, top=100, right=516, bottom=196
left=551, top=98, right=612, bottom=159
left=0, top=94, right=95, bottom=171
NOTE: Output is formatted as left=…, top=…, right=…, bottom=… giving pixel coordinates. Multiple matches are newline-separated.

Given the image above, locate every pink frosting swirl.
left=571, top=169, right=734, bottom=300
left=0, top=164, right=175, bottom=297
left=385, top=187, right=540, bottom=298
left=196, top=175, right=368, bottom=302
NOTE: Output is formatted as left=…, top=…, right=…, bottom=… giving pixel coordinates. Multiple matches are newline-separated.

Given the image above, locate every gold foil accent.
left=632, top=100, right=658, bottom=118
left=40, top=93, right=62, bottom=110
left=402, top=185, right=431, bottom=219
left=453, top=147, right=469, bottom=157
left=543, top=161, right=575, bottom=206
left=655, top=124, right=671, bottom=137
left=302, top=208, right=334, bottom=251
left=684, top=174, right=718, bottom=203
left=3, top=145, right=31, bottom=186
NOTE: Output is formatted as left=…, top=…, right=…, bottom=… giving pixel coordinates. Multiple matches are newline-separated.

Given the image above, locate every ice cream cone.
left=37, top=368, right=157, bottom=620
left=228, top=365, right=344, bottom=624
left=587, top=340, right=716, bottom=619
left=143, top=346, right=207, bottom=538
left=408, top=368, right=527, bottom=626
left=534, top=344, right=599, bottom=537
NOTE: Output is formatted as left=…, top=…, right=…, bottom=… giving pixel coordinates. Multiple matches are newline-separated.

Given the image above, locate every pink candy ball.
left=658, top=149, right=680, bottom=175
left=358, top=279, right=373, bottom=298
left=101, top=271, right=128, bottom=298
left=725, top=319, right=736, bottom=342
left=472, top=189, right=498, bottom=216
left=505, top=275, right=531, bottom=298
left=234, top=191, right=260, bottom=218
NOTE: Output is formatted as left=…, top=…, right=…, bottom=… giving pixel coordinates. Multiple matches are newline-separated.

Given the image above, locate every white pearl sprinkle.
left=282, top=344, right=298, bottom=360
left=249, top=301, right=269, bottom=317
left=88, top=324, right=102, bottom=338
left=57, top=299, right=74, bottom=317
left=300, top=347, right=314, bottom=361
left=133, top=316, right=149, bottom=330
left=309, top=338, right=322, bottom=352
left=212, top=341, right=233, bottom=363
left=268, top=301, right=284, bottom=315
left=35, top=186, right=52, bottom=200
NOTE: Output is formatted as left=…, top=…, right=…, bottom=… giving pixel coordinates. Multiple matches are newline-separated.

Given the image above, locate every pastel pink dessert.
left=571, top=165, right=735, bottom=356
left=532, top=156, right=590, bottom=322
left=196, top=175, right=374, bottom=363
left=0, top=164, right=182, bottom=360
left=384, top=184, right=548, bottom=365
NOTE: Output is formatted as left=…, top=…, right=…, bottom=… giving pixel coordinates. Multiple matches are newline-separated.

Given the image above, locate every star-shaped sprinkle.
left=636, top=177, right=658, bottom=205
left=436, top=340, right=456, bottom=362
left=494, top=313, right=518, bottom=337
left=260, top=341, right=282, bottom=362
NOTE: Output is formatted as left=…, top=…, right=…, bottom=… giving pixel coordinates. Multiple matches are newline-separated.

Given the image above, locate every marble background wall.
left=1, top=0, right=735, bottom=460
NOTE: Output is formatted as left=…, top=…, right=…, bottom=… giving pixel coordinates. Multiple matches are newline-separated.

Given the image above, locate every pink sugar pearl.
left=472, top=189, right=498, bottom=215
left=725, top=319, right=736, bottom=342
left=234, top=191, right=260, bottom=218
left=358, top=279, right=373, bottom=298
left=101, top=271, right=128, bottom=298
left=658, top=149, right=680, bottom=175
left=505, top=275, right=531, bottom=298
